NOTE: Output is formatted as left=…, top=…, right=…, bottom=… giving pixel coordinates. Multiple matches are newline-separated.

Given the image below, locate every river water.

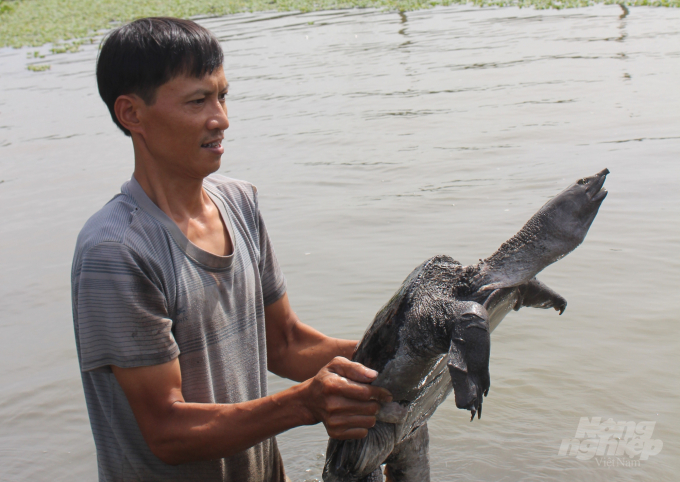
left=1, top=4, right=678, bottom=481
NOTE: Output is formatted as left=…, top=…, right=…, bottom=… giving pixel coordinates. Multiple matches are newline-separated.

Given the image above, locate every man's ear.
left=114, top=94, right=145, bottom=135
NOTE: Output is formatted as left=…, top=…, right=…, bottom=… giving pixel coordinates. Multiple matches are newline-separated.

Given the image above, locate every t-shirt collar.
left=122, top=175, right=235, bottom=270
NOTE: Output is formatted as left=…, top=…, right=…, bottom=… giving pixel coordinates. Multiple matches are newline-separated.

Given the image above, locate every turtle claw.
left=470, top=409, right=476, bottom=422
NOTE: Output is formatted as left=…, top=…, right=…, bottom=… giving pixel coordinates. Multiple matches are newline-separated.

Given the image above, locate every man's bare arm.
left=264, top=293, right=359, bottom=382
left=112, top=355, right=391, bottom=465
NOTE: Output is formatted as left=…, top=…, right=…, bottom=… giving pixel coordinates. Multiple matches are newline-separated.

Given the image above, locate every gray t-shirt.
left=71, top=175, right=287, bottom=482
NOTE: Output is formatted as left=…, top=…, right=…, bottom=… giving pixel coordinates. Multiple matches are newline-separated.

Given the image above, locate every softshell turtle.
left=323, top=169, right=609, bottom=482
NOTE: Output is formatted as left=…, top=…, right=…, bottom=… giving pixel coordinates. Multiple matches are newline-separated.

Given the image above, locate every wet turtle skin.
left=323, top=169, right=609, bottom=482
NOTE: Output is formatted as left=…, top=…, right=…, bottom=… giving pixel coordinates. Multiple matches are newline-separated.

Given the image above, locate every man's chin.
left=197, top=150, right=223, bottom=175
left=203, top=158, right=222, bottom=177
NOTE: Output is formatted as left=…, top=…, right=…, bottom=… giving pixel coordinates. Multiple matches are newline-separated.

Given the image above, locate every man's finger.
left=325, top=414, right=377, bottom=437
left=328, top=414, right=377, bottom=430
left=328, top=356, right=378, bottom=382
left=325, top=397, right=381, bottom=416
left=329, top=375, right=392, bottom=403
left=331, top=428, right=370, bottom=440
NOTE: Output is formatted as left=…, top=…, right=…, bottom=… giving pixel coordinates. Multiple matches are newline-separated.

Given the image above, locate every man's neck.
left=130, top=139, right=232, bottom=258
left=133, top=161, right=209, bottom=225
left=133, top=133, right=218, bottom=229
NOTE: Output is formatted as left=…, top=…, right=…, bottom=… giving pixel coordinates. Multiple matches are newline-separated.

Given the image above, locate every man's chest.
left=184, top=196, right=235, bottom=257
left=169, top=247, right=263, bottom=355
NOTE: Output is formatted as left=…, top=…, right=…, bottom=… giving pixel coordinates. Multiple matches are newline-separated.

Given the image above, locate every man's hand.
left=263, top=295, right=392, bottom=439
left=301, top=357, right=392, bottom=439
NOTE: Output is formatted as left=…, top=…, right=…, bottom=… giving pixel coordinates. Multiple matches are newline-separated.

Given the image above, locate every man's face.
left=137, top=66, right=229, bottom=179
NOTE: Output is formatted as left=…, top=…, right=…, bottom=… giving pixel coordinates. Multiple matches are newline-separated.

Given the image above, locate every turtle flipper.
left=515, top=278, right=567, bottom=315
left=447, top=301, right=491, bottom=421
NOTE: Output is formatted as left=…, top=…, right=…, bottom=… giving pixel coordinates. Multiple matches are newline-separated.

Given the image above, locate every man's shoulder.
left=74, top=189, right=153, bottom=262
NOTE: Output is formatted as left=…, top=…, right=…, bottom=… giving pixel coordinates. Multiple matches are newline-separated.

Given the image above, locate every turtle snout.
left=579, top=168, right=609, bottom=202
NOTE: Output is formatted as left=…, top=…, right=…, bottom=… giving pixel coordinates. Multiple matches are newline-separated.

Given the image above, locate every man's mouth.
left=201, top=140, right=222, bottom=148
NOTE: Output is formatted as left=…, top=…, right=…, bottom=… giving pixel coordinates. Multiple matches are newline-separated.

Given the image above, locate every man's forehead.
left=161, top=67, right=228, bottom=95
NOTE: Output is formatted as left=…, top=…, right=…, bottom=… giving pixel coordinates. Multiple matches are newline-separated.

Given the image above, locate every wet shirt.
left=71, top=175, right=287, bottom=482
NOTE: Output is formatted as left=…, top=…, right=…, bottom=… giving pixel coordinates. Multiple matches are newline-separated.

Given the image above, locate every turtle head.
left=538, top=168, right=609, bottom=251
left=476, top=168, right=609, bottom=291
left=447, top=302, right=490, bottom=421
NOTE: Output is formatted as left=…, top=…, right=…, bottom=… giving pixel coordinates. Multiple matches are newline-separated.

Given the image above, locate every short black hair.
left=96, top=17, right=224, bottom=136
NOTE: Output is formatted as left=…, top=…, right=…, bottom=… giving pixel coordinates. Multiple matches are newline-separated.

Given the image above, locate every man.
left=71, top=17, right=391, bottom=481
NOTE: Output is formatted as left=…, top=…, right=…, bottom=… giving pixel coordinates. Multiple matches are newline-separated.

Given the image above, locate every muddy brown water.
left=1, top=5, right=679, bottom=481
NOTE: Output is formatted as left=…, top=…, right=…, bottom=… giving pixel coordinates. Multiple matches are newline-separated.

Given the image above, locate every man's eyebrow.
left=186, top=83, right=229, bottom=98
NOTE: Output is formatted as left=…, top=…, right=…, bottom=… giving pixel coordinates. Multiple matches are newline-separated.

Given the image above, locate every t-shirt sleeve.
left=253, top=190, right=287, bottom=307
left=74, top=242, right=179, bottom=372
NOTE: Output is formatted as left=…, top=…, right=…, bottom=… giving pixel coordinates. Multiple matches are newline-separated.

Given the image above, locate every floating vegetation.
left=50, top=39, right=85, bottom=54
left=27, top=64, right=51, bottom=71
left=0, top=0, right=15, bottom=15
left=1, top=0, right=678, bottom=48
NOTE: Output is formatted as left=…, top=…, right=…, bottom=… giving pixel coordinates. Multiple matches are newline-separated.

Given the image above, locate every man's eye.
left=192, top=98, right=205, bottom=104
left=218, top=92, right=228, bottom=101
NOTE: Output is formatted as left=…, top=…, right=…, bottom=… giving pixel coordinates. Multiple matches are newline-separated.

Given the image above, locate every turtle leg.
left=515, top=278, right=567, bottom=315
left=323, top=422, right=396, bottom=482
left=384, top=424, right=430, bottom=482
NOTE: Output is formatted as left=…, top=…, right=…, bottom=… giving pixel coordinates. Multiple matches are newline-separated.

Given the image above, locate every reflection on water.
left=1, top=5, right=679, bottom=481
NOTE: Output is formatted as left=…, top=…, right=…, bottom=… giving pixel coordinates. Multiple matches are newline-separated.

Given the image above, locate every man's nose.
left=207, top=102, right=229, bottom=131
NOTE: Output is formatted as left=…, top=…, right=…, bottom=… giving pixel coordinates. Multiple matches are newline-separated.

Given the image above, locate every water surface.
left=0, top=5, right=678, bottom=481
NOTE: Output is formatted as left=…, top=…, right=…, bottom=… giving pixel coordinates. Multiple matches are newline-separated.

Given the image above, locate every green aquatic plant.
left=0, top=0, right=16, bottom=15
left=27, top=64, right=51, bottom=71
left=1, top=0, right=678, bottom=48
left=50, top=39, right=85, bottom=54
